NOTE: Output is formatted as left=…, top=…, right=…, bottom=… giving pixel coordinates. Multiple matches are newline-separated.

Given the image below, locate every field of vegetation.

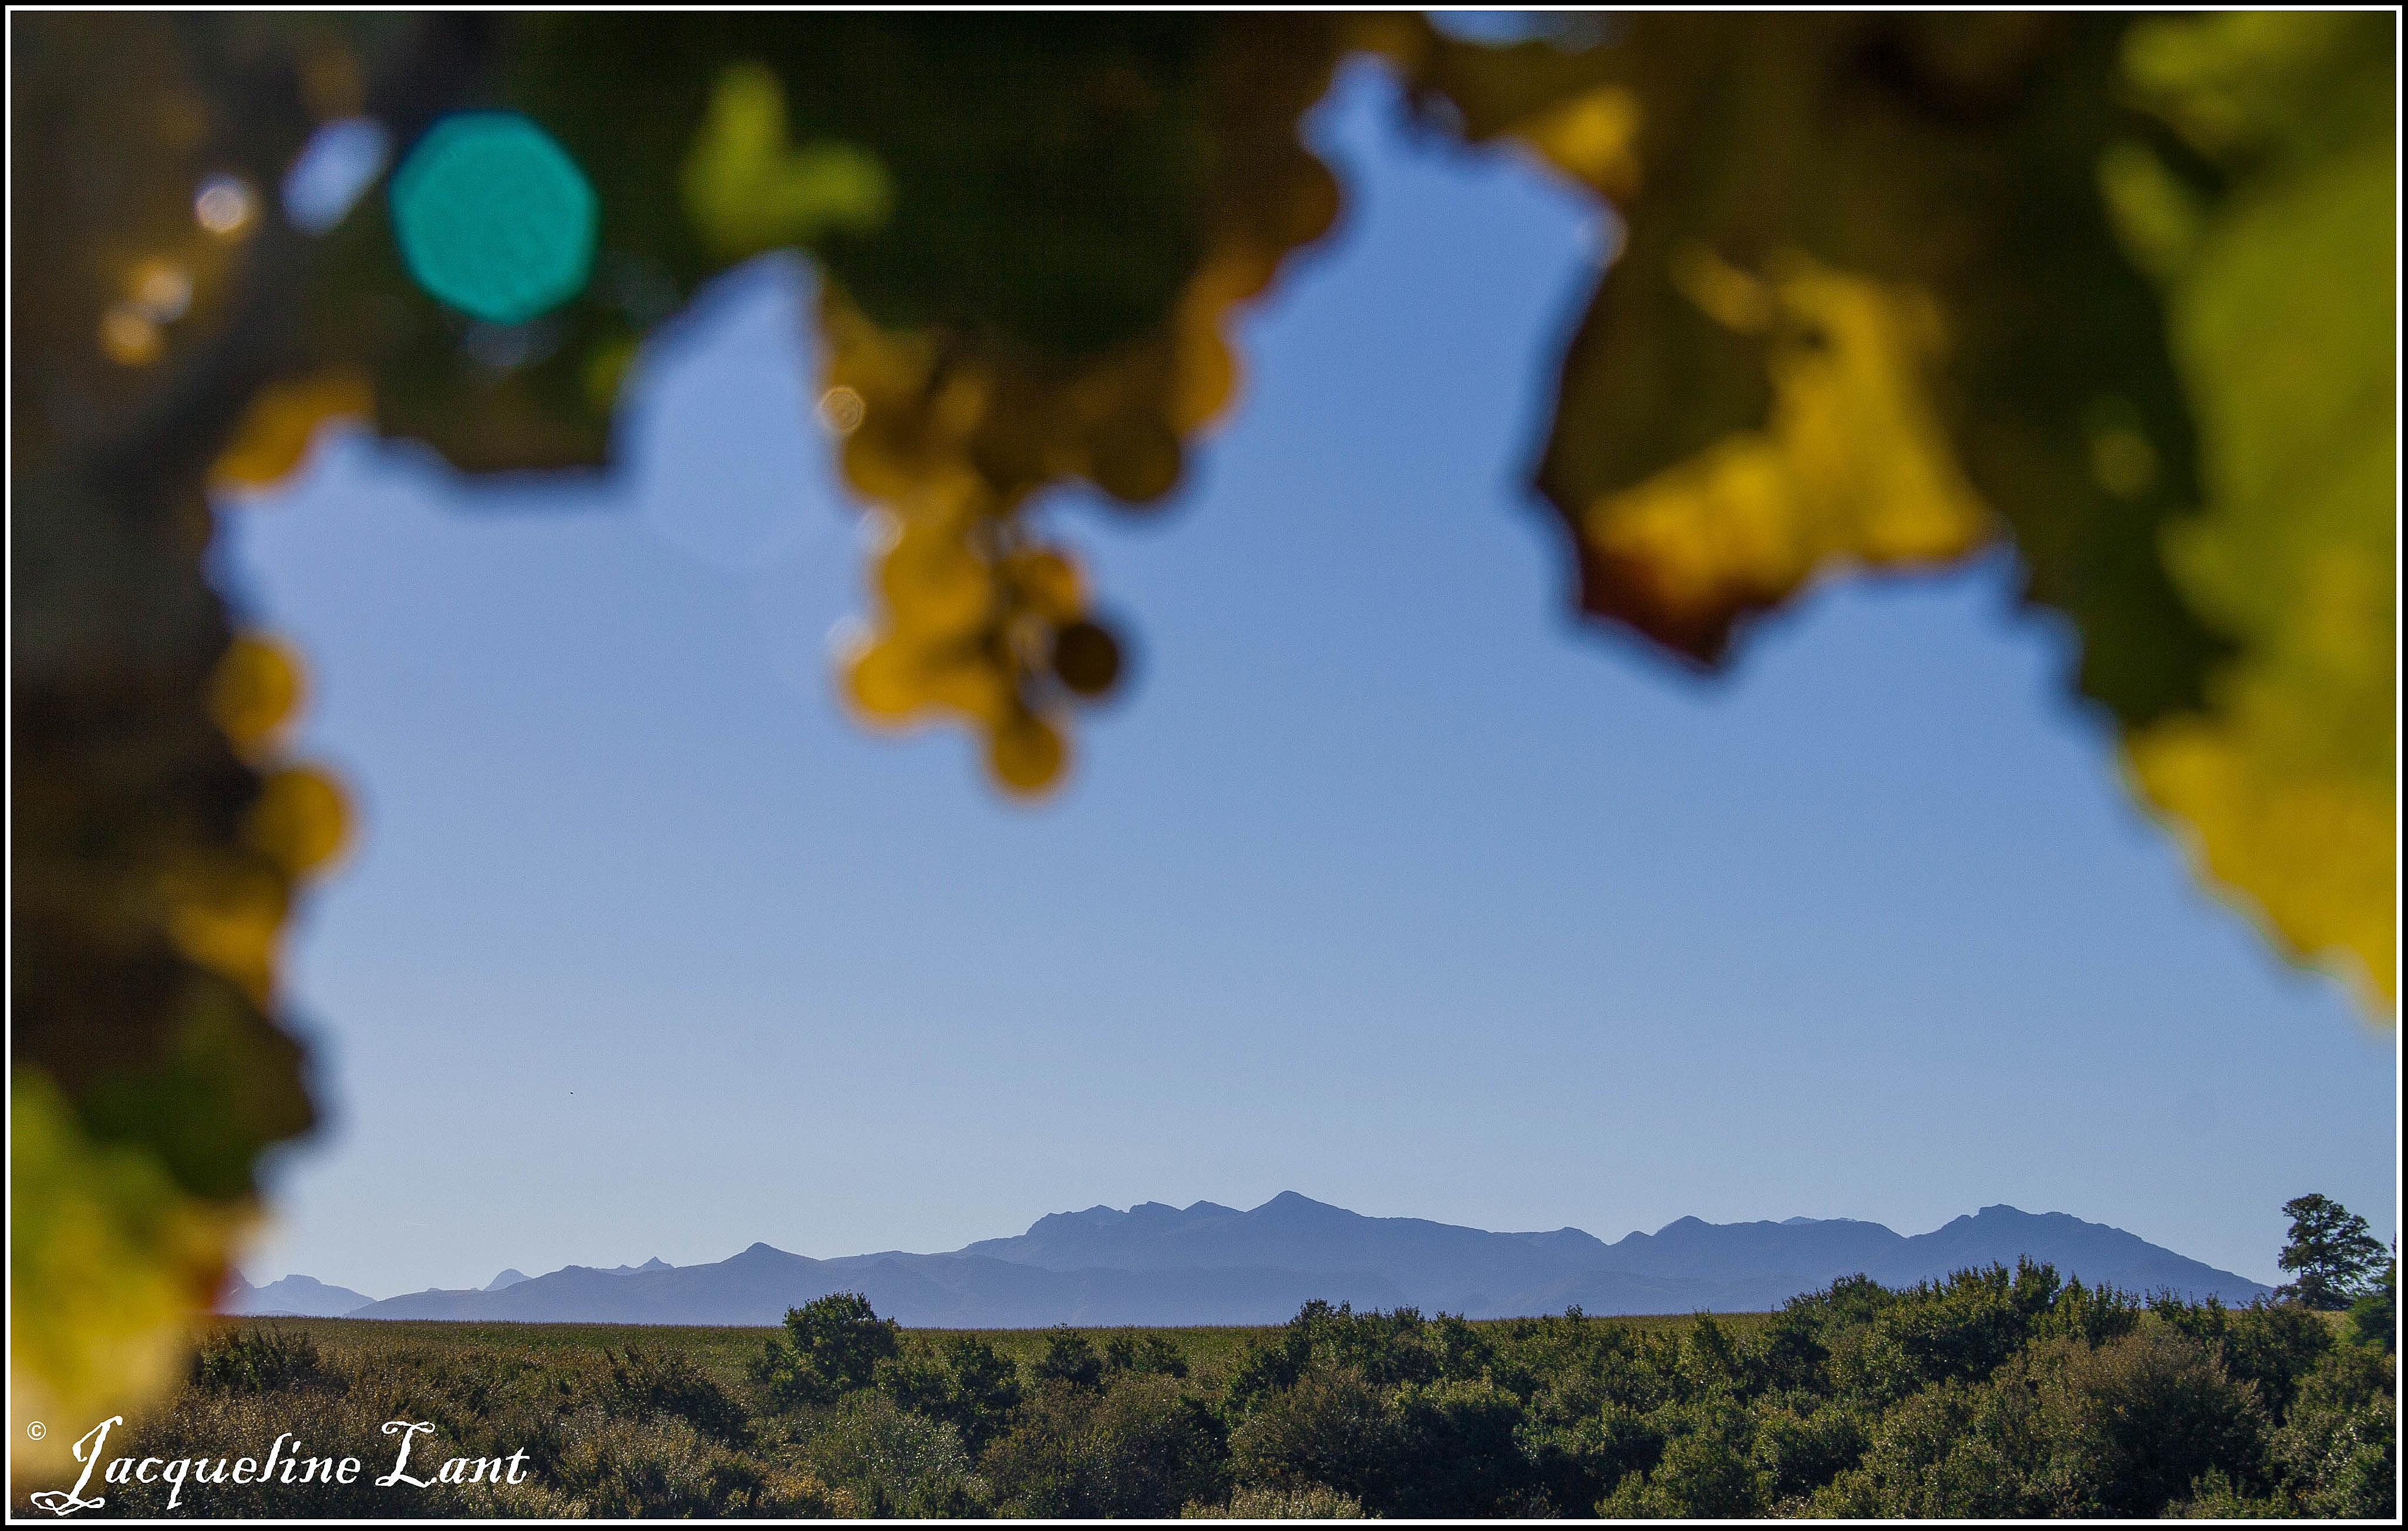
left=34, top=1261, right=2393, bottom=1519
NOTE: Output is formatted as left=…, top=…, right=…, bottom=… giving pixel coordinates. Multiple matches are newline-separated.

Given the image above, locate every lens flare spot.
left=817, top=385, right=866, bottom=435
left=284, top=117, right=391, bottom=235
left=389, top=113, right=598, bottom=324
left=99, top=305, right=162, bottom=366
left=129, top=258, right=192, bottom=322
left=825, top=614, right=871, bottom=662
left=194, top=174, right=256, bottom=235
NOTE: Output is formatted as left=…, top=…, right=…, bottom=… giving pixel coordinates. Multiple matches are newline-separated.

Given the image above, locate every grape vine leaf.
left=1390, top=12, right=2393, bottom=1013
left=9, top=11, right=337, bottom=1475
left=8, top=11, right=2396, bottom=1485
left=2108, top=12, right=2397, bottom=1004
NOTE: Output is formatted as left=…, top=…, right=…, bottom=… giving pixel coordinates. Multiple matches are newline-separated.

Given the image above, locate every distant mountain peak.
left=323, top=1196, right=2271, bottom=1330
left=588, top=1257, right=672, bottom=1276
left=1257, top=1191, right=1355, bottom=1221
left=220, top=1273, right=375, bottom=1318
left=487, top=1268, right=529, bottom=1291
left=1963, top=1205, right=2074, bottom=1225
left=1264, top=1190, right=1319, bottom=1206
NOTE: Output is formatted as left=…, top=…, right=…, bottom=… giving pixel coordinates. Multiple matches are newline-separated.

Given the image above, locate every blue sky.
left=224, top=63, right=2394, bottom=1297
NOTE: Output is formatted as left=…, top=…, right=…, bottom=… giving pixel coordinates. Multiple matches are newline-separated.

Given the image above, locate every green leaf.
left=2110, top=12, right=2397, bottom=1009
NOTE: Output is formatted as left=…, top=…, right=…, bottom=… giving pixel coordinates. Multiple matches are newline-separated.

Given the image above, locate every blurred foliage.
left=1402, top=11, right=2395, bottom=1005
left=2105, top=12, right=2399, bottom=1005
left=7, top=9, right=2394, bottom=1475
left=1383, top=10, right=2394, bottom=1007
left=11, top=12, right=348, bottom=1482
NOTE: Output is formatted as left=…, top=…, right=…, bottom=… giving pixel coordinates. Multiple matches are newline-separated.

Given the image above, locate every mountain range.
left=227, top=1194, right=2269, bottom=1327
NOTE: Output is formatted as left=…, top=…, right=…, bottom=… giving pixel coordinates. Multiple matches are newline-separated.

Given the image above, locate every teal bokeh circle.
left=390, top=113, right=597, bottom=325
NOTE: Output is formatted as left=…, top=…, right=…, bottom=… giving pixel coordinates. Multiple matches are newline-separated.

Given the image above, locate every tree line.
left=59, top=1193, right=2393, bottom=1517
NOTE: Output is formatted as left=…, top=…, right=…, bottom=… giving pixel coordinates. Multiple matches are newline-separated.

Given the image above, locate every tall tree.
left=2276, top=1194, right=2386, bottom=1311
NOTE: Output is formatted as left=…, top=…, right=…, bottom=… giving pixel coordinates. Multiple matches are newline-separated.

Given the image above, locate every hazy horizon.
left=239, top=1190, right=2288, bottom=1300
left=222, top=63, right=2394, bottom=1302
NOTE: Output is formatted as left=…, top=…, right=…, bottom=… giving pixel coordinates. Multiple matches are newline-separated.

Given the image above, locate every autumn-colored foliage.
left=8, top=11, right=2394, bottom=1479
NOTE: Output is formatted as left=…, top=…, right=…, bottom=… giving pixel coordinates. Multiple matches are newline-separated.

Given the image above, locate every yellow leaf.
left=2110, top=11, right=2396, bottom=1015
left=208, top=370, right=372, bottom=492
left=2128, top=705, right=2394, bottom=1008
left=584, top=335, right=639, bottom=413
left=1513, top=85, right=1643, bottom=201
left=10, top=1069, right=253, bottom=1495
left=1578, top=251, right=1992, bottom=658
left=160, top=866, right=288, bottom=1007
left=683, top=62, right=892, bottom=260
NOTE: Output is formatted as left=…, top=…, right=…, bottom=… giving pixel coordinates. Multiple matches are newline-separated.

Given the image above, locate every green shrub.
left=2270, top=1344, right=2397, bottom=1518
left=2345, top=1259, right=2396, bottom=1352
left=189, top=1325, right=336, bottom=1396
left=1525, top=1398, right=1664, bottom=1513
left=2039, top=1328, right=2273, bottom=1514
left=604, top=1344, right=751, bottom=1445
left=877, top=1333, right=1024, bottom=1453
left=1807, top=1376, right=2049, bottom=1519
left=1836, top=1261, right=2064, bottom=1405
left=545, top=1414, right=850, bottom=1517
left=1747, top=1396, right=1867, bottom=1502
left=1182, top=1480, right=1368, bottom=1517
left=1227, top=1365, right=1395, bottom=1506
left=1222, top=1301, right=1449, bottom=1416
left=1384, top=1377, right=1539, bottom=1516
left=55, top=1270, right=2372, bottom=1521
left=1032, top=1325, right=1106, bottom=1390
left=2166, top=1466, right=2293, bottom=1518
left=2153, top=1293, right=2333, bottom=1417
left=800, top=1389, right=982, bottom=1516
left=2029, top=1277, right=2143, bottom=1348
left=984, top=1374, right=1226, bottom=1517
left=752, top=1291, right=902, bottom=1409
left=1598, top=1395, right=1768, bottom=1518
left=1104, top=1328, right=1193, bottom=1379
